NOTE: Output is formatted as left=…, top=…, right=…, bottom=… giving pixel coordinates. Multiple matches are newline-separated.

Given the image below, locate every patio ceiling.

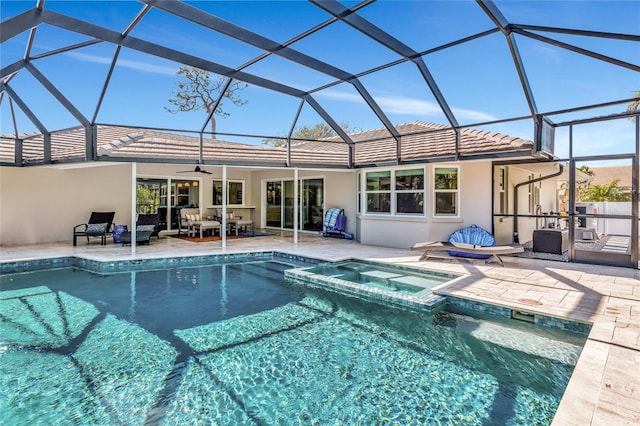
left=0, top=0, right=638, bottom=168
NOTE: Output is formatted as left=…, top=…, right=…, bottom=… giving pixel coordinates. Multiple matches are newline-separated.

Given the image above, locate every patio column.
left=222, top=165, right=227, bottom=249
left=131, top=162, right=136, bottom=255
left=293, top=167, right=298, bottom=245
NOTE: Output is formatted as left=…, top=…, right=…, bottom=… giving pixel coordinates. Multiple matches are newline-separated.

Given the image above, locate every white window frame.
left=394, top=168, right=425, bottom=215
left=363, top=167, right=426, bottom=216
left=433, top=165, right=460, bottom=217
left=356, top=172, right=362, bottom=214
left=498, top=167, right=508, bottom=215
left=364, top=170, right=391, bottom=214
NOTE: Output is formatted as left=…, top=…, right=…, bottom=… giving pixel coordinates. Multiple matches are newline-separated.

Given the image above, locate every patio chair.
left=178, top=207, right=201, bottom=235
left=73, top=211, right=115, bottom=246
left=120, top=213, right=161, bottom=246
left=226, top=211, right=254, bottom=236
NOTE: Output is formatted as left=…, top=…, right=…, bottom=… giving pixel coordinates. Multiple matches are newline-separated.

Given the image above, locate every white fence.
left=581, top=202, right=634, bottom=236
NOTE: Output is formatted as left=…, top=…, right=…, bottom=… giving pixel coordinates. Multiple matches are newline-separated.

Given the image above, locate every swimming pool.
left=0, top=255, right=588, bottom=425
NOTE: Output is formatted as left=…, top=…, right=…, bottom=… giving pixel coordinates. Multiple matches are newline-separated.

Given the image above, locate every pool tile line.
left=0, top=251, right=326, bottom=275
left=446, top=296, right=592, bottom=335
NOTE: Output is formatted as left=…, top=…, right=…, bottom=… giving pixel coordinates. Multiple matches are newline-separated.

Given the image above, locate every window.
left=364, top=168, right=426, bottom=215
left=434, top=167, right=459, bottom=216
left=395, top=169, right=424, bottom=214
left=366, top=171, right=391, bottom=213
left=212, top=180, right=244, bottom=205
left=356, top=172, right=361, bottom=214
left=498, top=167, right=508, bottom=214
left=528, top=174, right=534, bottom=213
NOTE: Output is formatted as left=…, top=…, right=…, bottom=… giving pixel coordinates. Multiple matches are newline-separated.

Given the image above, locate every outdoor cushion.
left=136, top=224, right=155, bottom=232
left=86, top=223, right=107, bottom=233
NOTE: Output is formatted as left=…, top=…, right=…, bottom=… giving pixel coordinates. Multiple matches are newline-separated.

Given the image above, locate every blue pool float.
left=448, top=225, right=495, bottom=259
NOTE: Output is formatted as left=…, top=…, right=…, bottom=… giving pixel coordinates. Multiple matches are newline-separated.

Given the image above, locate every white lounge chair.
left=411, top=241, right=524, bottom=266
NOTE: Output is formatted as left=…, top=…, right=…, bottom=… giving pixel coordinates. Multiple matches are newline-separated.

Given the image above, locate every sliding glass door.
left=301, top=178, right=324, bottom=231
left=137, top=178, right=200, bottom=231
left=266, top=180, right=282, bottom=227
left=265, top=178, right=324, bottom=232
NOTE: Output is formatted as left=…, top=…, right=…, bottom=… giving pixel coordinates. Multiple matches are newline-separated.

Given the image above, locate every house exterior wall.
left=358, top=161, right=493, bottom=249
left=0, top=164, right=132, bottom=245
left=136, top=164, right=254, bottom=209
left=248, top=169, right=356, bottom=234
left=0, top=160, right=501, bottom=249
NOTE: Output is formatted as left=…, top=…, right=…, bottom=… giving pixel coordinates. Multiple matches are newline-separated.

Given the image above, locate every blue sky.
left=1, top=0, right=638, bottom=158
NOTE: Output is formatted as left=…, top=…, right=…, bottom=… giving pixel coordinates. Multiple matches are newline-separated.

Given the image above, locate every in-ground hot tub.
left=285, top=259, right=462, bottom=312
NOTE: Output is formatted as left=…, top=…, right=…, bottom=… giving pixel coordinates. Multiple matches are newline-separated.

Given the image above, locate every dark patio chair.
left=120, top=213, right=161, bottom=246
left=73, top=211, right=115, bottom=246
left=136, top=213, right=161, bottom=239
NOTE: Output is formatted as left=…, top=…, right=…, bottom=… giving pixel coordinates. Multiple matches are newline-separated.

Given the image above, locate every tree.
left=262, top=122, right=359, bottom=146
left=628, top=90, right=640, bottom=119
left=166, top=66, right=247, bottom=135
left=578, top=165, right=593, bottom=176
left=580, top=179, right=631, bottom=202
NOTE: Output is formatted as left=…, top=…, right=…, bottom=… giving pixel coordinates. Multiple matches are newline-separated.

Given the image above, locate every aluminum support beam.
left=24, top=61, right=90, bottom=127
left=304, top=95, right=355, bottom=146
left=30, top=39, right=103, bottom=60
left=309, top=0, right=459, bottom=128
left=145, top=0, right=399, bottom=144
left=222, top=165, right=227, bottom=249
left=1, top=60, right=25, bottom=80
left=287, top=100, right=306, bottom=167
left=477, top=0, right=538, bottom=119
left=43, top=133, right=51, bottom=164
left=24, top=27, right=37, bottom=59
left=200, top=77, right=233, bottom=135
left=144, top=0, right=354, bottom=81
left=512, top=24, right=640, bottom=42
left=293, top=167, right=299, bottom=245
left=130, top=162, right=137, bottom=255
left=513, top=28, right=640, bottom=72
left=39, top=9, right=306, bottom=98
left=1, top=83, right=49, bottom=135
left=0, top=8, right=42, bottom=44
left=93, top=46, right=121, bottom=124
left=14, top=138, right=23, bottom=166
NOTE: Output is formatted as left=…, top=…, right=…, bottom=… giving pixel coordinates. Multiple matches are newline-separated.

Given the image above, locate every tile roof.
left=347, top=121, right=533, bottom=165
left=0, top=121, right=533, bottom=167
left=589, top=166, right=632, bottom=188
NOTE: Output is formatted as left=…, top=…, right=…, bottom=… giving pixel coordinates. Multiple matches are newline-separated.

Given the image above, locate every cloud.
left=316, top=89, right=497, bottom=122
left=450, top=107, right=497, bottom=122
left=64, top=51, right=177, bottom=76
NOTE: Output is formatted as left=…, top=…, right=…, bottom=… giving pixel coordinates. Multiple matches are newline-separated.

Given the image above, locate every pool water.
left=0, top=260, right=587, bottom=425
left=302, top=260, right=453, bottom=294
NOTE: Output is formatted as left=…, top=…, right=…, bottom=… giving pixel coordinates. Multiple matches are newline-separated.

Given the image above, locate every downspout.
left=513, top=164, right=564, bottom=243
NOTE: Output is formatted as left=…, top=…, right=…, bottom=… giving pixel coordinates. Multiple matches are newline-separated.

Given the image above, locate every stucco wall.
left=0, top=160, right=509, bottom=250
left=358, top=161, right=493, bottom=249
left=0, top=164, right=133, bottom=245
left=248, top=169, right=356, bottom=235
left=136, top=164, right=254, bottom=209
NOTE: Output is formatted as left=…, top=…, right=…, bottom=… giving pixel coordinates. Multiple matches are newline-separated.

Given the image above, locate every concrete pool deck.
left=1, top=231, right=638, bottom=425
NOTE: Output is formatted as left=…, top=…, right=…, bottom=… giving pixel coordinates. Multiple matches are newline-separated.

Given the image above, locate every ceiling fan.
left=176, top=166, right=212, bottom=175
